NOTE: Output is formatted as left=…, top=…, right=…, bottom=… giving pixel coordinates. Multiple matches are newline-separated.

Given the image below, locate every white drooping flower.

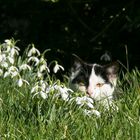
left=28, top=56, right=40, bottom=66
left=84, top=109, right=101, bottom=117
left=60, top=87, right=73, bottom=101
left=76, top=96, right=94, bottom=109
left=45, top=86, right=53, bottom=94
left=53, top=63, right=64, bottom=73
left=18, top=78, right=23, bottom=87
left=39, top=64, right=50, bottom=73
left=5, top=39, right=12, bottom=46
left=0, top=54, right=6, bottom=62
left=3, top=71, right=10, bottom=78
left=11, top=71, right=18, bottom=78
left=1, top=39, right=11, bottom=53
left=31, top=85, right=39, bottom=93
left=4, top=66, right=19, bottom=78
left=54, top=85, right=73, bottom=101
left=38, top=57, right=50, bottom=73
left=9, top=47, right=20, bottom=57
left=27, top=45, right=40, bottom=57
left=7, top=56, right=14, bottom=64
left=17, top=78, right=29, bottom=87
left=0, top=54, right=9, bottom=68
left=19, top=64, right=31, bottom=71
left=39, top=91, right=48, bottom=99
left=39, top=80, right=48, bottom=90
left=3, top=39, right=20, bottom=56
left=31, top=80, right=50, bottom=99
left=37, top=71, right=43, bottom=78
left=1, top=61, right=8, bottom=68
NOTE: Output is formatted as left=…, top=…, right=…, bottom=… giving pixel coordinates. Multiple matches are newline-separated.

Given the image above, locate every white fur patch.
left=88, top=64, right=114, bottom=101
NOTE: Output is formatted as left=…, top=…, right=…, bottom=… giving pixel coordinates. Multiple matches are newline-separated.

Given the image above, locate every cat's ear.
left=71, top=54, right=84, bottom=70
left=105, top=61, right=119, bottom=85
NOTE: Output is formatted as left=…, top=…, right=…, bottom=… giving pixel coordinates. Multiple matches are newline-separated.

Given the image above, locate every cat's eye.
left=96, top=83, right=104, bottom=87
left=79, top=82, right=85, bottom=86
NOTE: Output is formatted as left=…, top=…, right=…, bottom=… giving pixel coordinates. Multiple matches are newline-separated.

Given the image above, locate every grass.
left=0, top=69, right=140, bottom=140
left=0, top=39, right=140, bottom=139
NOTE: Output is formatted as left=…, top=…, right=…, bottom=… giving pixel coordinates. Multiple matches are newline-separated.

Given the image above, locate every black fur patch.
left=70, top=54, right=119, bottom=89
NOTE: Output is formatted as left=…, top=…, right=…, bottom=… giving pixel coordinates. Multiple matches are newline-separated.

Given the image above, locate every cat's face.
left=70, top=54, right=119, bottom=101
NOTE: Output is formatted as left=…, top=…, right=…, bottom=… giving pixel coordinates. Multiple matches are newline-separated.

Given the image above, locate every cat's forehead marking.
left=89, top=64, right=105, bottom=84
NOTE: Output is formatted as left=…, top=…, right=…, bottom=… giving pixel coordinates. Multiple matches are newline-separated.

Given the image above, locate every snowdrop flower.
left=60, top=87, right=73, bottom=101
left=40, top=91, right=48, bottom=99
left=61, top=91, right=70, bottom=101
left=1, top=40, right=11, bottom=52
left=53, top=63, right=64, bottom=73
left=0, top=54, right=6, bottom=62
left=9, top=47, right=20, bottom=57
left=28, top=56, right=40, bottom=66
left=76, top=96, right=94, bottom=109
left=31, top=81, right=50, bottom=99
left=45, top=86, right=53, bottom=94
left=41, top=82, right=46, bottom=91
left=3, top=40, right=20, bottom=55
left=19, top=64, right=31, bottom=71
left=1, top=61, right=8, bottom=68
left=31, top=85, right=39, bottom=93
left=3, top=71, right=10, bottom=78
left=38, top=57, right=50, bottom=73
left=2, top=44, right=10, bottom=52
left=10, top=71, right=19, bottom=78
left=39, top=64, right=50, bottom=73
left=39, top=80, right=48, bottom=90
left=17, top=78, right=29, bottom=87
left=5, top=39, right=12, bottom=45
left=3, top=39, right=12, bottom=52
left=4, top=66, right=19, bottom=78
left=0, top=54, right=8, bottom=67
left=9, top=66, right=19, bottom=73
left=58, top=87, right=69, bottom=101
left=37, top=71, right=43, bottom=78
left=84, top=109, right=101, bottom=117
left=39, top=57, right=46, bottom=63
left=28, top=45, right=40, bottom=57
left=7, top=56, right=14, bottom=64
left=54, top=85, right=73, bottom=101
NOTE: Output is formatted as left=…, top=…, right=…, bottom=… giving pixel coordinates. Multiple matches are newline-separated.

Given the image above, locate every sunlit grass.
left=0, top=39, right=140, bottom=139
left=0, top=72, right=140, bottom=139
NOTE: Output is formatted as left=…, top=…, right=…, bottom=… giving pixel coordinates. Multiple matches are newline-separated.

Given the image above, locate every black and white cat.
left=70, top=54, right=119, bottom=107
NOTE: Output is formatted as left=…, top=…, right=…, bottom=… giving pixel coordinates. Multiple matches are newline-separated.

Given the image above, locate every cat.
left=69, top=54, right=119, bottom=108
